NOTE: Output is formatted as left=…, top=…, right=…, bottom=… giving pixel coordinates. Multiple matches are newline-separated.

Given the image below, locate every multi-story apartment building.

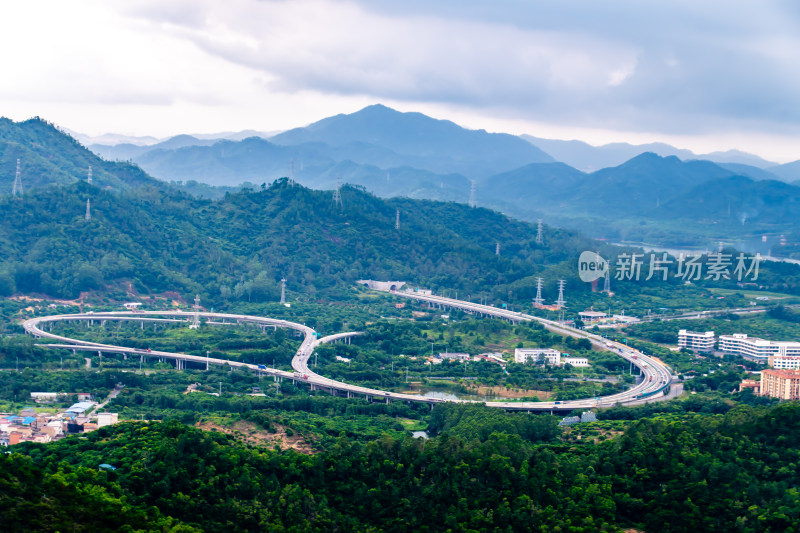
left=760, top=369, right=800, bottom=400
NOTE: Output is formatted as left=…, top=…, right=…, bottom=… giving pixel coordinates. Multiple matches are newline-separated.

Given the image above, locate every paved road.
left=382, top=289, right=675, bottom=410
left=23, top=295, right=675, bottom=411
left=94, top=384, right=124, bottom=411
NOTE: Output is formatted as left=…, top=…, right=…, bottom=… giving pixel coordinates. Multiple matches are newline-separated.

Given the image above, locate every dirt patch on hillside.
left=196, top=419, right=314, bottom=454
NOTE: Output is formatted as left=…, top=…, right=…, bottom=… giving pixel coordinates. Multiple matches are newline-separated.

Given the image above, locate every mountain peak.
left=269, top=104, right=553, bottom=178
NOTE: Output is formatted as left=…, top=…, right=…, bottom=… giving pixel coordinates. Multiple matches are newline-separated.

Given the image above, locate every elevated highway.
left=380, top=289, right=674, bottom=409
left=23, top=292, right=675, bottom=411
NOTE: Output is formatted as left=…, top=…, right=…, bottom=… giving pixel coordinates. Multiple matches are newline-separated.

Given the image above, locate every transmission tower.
left=395, top=209, right=400, bottom=230
left=533, top=277, right=544, bottom=306
left=555, top=279, right=566, bottom=309
left=85, top=198, right=91, bottom=221
left=87, top=165, right=92, bottom=184
left=289, top=159, right=295, bottom=186
left=603, top=271, right=611, bottom=294
left=280, top=278, right=286, bottom=304
left=190, top=294, right=201, bottom=329
left=535, top=219, right=544, bottom=245
left=332, top=176, right=343, bottom=209
left=495, top=242, right=500, bottom=256
left=468, top=180, right=477, bottom=208
left=12, top=159, right=22, bottom=197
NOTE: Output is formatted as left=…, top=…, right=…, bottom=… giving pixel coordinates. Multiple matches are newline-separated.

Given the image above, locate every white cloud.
left=124, top=0, right=640, bottom=104
left=0, top=0, right=799, bottom=161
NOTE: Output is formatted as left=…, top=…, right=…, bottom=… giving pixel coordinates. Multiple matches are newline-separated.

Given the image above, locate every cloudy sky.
left=2, top=0, right=799, bottom=161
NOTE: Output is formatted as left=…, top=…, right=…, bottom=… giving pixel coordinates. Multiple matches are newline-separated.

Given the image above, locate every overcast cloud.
left=1, top=0, right=799, bottom=161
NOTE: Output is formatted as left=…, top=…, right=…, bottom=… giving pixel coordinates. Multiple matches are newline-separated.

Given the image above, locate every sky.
left=1, top=0, right=799, bottom=162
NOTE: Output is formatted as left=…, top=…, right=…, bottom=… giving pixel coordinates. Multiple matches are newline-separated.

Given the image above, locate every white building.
left=768, top=355, right=800, bottom=370
left=515, top=348, right=561, bottom=366
left=440, top=352, right=470, bottom=362
left=45, top=420, right=64, bottom=436
left=96, top=413, right=119, bottom=427
left=563, top=357, right=590, bottom=367
left=678, top=330, right=715, bottom=352
left=481, top=353, right=506, bottom=365
left=30, top=392, right=60, bottom=402
left=719, top=333, right=800, bottom=363
left=578, top=311, right=607, bottom=325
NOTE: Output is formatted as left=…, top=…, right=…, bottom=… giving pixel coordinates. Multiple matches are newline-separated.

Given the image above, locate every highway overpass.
left=23, top=293, right=675, bottom=411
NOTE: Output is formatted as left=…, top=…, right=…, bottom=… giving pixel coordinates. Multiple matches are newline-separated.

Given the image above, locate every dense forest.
left=3, top=177, right=800, bottom=321
left=5, top=402, right=799, bottom=532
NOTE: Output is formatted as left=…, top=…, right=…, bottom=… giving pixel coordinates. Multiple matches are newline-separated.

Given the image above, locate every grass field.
left=707, top=287, right=800, bottom=302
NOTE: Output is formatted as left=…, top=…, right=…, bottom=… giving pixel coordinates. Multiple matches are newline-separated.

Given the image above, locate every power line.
left=332, top=176, right=343, bottom=209
left=12, top=159, right=22, bottom=197
left=468, top=180, right=476, bottom=208
left=555, top=279, right=566, bottom=309
left=533, top=277, right=544, bottom=306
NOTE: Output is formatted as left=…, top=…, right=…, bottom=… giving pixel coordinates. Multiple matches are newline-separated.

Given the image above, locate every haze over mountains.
left=4, top=105, right=800, bottom=252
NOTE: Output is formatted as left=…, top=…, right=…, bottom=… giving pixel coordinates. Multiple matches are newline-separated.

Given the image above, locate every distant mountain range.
left=85, top=103, right=800, bottom=188
left=482, top=152, right=739, bottom=215
left=91, top=104, right=553, bottom=191
left=521, top=135, right=781, bottom=172
left=5, top=105, right=800, bottom=251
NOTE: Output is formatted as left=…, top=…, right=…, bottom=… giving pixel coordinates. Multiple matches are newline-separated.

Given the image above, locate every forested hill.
left=0, top=117, right=158, bottom=192
left=0, top=178, right=598, bottom=303
left=8, top=402, right=800, bottom=531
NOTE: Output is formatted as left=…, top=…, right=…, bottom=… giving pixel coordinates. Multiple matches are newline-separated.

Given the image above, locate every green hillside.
left=0, top=117, right=157, bottom=192
left=0, top=178, right=595, bottom=302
